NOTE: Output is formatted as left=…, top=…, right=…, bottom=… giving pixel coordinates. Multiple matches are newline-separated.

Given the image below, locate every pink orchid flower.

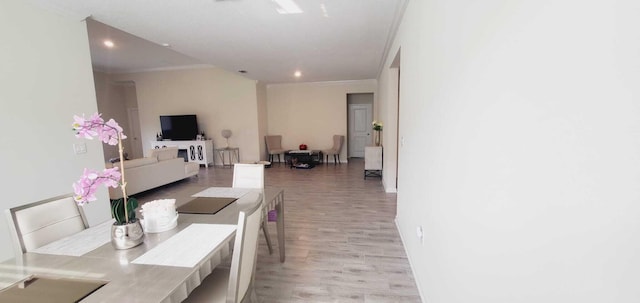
left=72, top=113, right=127, bottom=205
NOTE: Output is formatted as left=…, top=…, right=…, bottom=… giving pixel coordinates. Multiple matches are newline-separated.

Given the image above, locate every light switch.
left=74, top=143, right=87, bottom=154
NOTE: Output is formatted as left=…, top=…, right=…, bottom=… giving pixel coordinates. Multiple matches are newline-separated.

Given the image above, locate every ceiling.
left=26, top=0, right=405, bottom=84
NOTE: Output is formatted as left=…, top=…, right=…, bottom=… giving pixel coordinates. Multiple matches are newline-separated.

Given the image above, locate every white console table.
left=151, top=140, right=214, bottom=167
left=364, top=146, right=382, bottom=179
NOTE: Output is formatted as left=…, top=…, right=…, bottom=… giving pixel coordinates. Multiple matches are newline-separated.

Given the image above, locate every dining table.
left=0, top=186, right=285, bottom=303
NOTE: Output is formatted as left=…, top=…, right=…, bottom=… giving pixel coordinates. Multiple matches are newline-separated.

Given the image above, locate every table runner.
left=131, top=224, right=236, bottom=268
left=31, top=219, right=114, bottom=257
left=192, top=187, right=251, bottom=198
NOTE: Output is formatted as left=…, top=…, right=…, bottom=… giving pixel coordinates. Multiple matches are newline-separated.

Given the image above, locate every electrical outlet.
left=73, top=143, right=87, bottom=154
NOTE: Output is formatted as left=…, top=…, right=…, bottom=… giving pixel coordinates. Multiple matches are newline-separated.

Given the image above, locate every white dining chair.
left=4, top=194, right=88, bottom=257
left=184, top=199, right=263, bottom=303
left=232, top=163, right=265, bottom=189
left=232, top=163, right=274, bottom=255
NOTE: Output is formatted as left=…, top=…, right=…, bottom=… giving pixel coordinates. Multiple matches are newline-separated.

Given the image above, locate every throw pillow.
left=150, top=147, right=178, bottom=161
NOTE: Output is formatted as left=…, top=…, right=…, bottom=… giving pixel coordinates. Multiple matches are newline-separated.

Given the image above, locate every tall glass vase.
left=374, top=130, right=381, bottom=146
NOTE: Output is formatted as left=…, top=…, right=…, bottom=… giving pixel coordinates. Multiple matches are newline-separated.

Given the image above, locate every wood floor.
left=135, top=158, right=421, bottom=303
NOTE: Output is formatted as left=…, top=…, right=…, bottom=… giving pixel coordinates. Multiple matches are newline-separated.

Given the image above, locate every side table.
left=215, top=147, right=240, bottom=167
left=364, top=146, right=382, bottom=179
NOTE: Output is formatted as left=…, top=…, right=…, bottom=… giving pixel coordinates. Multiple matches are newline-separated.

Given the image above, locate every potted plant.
left=72, top=113, right=144, bottom=249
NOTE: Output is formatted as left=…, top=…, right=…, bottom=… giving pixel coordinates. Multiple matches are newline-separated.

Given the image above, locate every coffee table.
left=285, top=150, right=323, bottom=168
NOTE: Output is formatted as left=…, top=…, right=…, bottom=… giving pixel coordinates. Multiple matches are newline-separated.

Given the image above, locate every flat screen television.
left=160, top=115, right=199, bottom=140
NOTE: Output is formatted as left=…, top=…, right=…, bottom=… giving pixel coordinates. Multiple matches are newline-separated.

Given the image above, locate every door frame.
left=127, top=107, right=143, bottom=159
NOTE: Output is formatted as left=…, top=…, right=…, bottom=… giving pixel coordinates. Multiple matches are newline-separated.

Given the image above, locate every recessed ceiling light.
left=238, top=70, right=247, bottom=74
left=294, top=71, right=302, bottom=77
left=161, top=43, right=171, bottom=47
left=103, top=40, right=114, bottom=48
left=273, top=0, right=303, bottom=14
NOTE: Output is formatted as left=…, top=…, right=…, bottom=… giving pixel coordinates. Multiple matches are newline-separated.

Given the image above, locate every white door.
left=348, top=103, right=372, bottom=158
left=127, top=108, right=144, bottom=159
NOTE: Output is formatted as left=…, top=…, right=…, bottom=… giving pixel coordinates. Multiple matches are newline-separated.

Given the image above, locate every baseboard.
left=394, top=217, right=428, bottom=303
left=383, top=180, right=397, bottom=193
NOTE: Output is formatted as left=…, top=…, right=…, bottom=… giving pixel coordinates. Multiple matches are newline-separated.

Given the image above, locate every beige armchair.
left=322, top=135, right=345, bottom=164
left=265, top=135, right=286, bottom=163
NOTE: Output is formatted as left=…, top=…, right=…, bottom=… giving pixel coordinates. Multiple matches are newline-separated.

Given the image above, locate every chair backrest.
left=227, top=197, right=263, bottom=303
left=333, top=135, right=345, bottom=151
left=264, top=135, right=282, bottom=152
left=5, top=194, right=88, bottom=256
left=232, top=163, right=265, bottom=189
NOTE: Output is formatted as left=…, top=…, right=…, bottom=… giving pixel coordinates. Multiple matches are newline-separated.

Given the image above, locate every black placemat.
left=0, top=276, right=106, bottom=303
left=177, top=197, right=237, bottom=214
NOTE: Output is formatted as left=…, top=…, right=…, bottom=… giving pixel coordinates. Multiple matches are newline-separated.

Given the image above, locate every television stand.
left=151, top=140, right=213, bottom=167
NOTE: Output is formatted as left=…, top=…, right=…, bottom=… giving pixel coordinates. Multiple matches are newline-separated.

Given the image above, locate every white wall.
left=111, top=68, right=261, bottom=163
left=94, top=71, right=133, bottom=161
left=256, top=82, right=268, bottom=160
left=0, top=0, right=111, bottom=261
left=377, top=65, right=399, bottom=193
left=266, top=80, right=377, bottom=161
left=380, top=0, right=640, bottom=302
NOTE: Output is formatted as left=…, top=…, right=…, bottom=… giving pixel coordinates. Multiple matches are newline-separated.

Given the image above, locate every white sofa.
left=108, top=147, right=199, bottom=199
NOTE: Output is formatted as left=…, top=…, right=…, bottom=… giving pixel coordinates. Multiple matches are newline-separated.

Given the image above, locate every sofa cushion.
left=150, top=147, right=178, bottom=161
left=121, top=157, right=158, bottom=169
left=109, top=157, right=195, bottom=199
left=185, top=162, right=200, bottom=176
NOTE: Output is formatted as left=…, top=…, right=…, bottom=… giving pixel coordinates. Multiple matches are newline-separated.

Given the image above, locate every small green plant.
left=372, top=120, right=383, bottom=131
left=111, top=197, right=138, bottom=224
